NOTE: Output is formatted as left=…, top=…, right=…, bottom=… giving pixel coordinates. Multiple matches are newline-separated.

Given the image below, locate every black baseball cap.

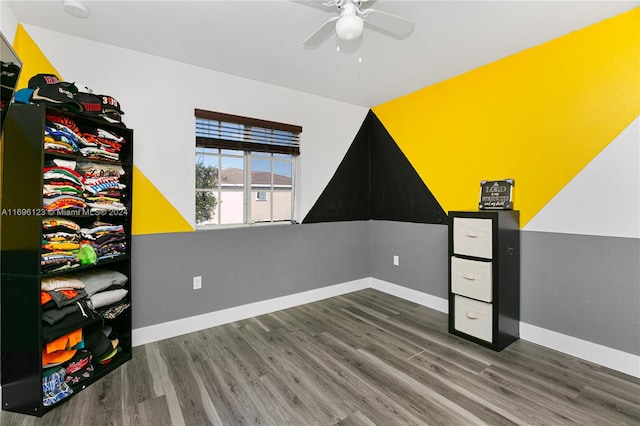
left=28, top=73, right=82, bottom=113
left=75, top=92, right=103, bottom=117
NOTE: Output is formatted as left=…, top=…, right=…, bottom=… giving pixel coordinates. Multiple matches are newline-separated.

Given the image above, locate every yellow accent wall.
left=12, top=24, right=60, bottom=90
left=132, top=166, right=194, bottom=235
left=373, top=8, right=640, bottom=227
left=8, top=25, right=194, bottom=235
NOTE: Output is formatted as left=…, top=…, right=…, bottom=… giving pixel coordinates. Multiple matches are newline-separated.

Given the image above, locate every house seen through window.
left=195, top=109, right=301, bottom=227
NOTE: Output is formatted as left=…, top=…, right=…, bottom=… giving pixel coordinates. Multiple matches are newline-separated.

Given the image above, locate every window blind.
left=195, top=109, right=301, bottom=155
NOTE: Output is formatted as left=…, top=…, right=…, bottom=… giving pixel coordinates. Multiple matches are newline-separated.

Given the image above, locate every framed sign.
left=479, top=179, right=514, bottom=210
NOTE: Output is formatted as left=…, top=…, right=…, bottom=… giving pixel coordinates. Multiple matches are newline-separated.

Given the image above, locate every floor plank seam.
left=407, top=350, right=426, bottom=361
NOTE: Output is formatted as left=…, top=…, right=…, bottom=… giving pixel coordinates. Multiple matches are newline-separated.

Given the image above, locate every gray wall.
left=369, top=220, right=449, bottom=298
left=521, top=231, right=640, bottom=356
left=131, top=221, right=370, bottom=329
left=368, top=220, right=640, bottom=356
left=132, top=219, right=639, bottom=356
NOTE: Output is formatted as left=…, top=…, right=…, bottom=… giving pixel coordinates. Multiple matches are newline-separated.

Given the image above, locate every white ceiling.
left=6, top=0, right=638, bottom=107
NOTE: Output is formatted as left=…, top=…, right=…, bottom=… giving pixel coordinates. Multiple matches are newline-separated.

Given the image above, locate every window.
left=195, top=109, right=301, bottom=227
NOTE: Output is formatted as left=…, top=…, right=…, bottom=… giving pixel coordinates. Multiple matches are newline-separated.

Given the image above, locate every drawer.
left=451, top=256, right=492, bottom=302
left=454, top=295, right=493, bottom=342
left=453, top=217, right=493, bottom=259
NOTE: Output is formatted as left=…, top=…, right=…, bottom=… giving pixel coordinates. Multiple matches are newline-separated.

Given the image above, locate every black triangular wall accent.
left=369, top=112, right=448, bottom=224
left=303, top=110, right=447, bottom=224
left=302, top=114, right=371, bottom=223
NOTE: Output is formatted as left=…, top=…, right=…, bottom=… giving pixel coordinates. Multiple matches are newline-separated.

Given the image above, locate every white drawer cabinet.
left=454, top=295, right=493, bottom=342
left=451, top=256, right=492, bottom=302
left=453, top=217, right=493, bottom=259
left=448, top=210, right=520, bottom=351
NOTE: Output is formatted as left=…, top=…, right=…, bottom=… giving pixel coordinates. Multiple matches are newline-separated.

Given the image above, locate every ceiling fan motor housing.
left=302, top=0, right=414, bottom=48
left=336, top=3, right=364, bottom=40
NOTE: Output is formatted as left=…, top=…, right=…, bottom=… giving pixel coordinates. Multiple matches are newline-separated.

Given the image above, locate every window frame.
left=195, top=109, right=301, bottom=229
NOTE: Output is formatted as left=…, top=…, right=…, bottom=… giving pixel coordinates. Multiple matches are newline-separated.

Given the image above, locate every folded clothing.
left=73, top=269, right=128, bottom=297
left=79, top=221, right=127, bottom=262
left=41, top=276, right=85, bottom=292
left=41, top=251, right=82, bottom=273
left=41, top=288, right=88, bottom=310
left=41, top=217, right=84, bottom=273
left=90, top=289, right=128, bottom=309
left=42, top=303, right=80, bottom=326
left=41, top=309, right=99, bottom=344
left=77, top=162, right=127, bottom=212
left=64, top=349, right=94, bottom=385
left=42, top=367, right=73, bottom=407
left=45, top=328, right=82, bottom=355
left=97, top=301, right=130, bottom=320
left=42, top=348, right=76, bottom=368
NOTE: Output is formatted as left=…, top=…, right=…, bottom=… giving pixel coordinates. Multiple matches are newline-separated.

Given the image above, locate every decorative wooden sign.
left=479, top=179, right=514, bottom=210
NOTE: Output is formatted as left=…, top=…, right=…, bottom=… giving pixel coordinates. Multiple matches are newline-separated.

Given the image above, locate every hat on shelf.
left=98, top=94, right=125, bottom=126
left=13, top=88, right=33, bottom=104
left=74, top=83, right=103, bottom=118
left=74, top=82, right=94, bottom=93
left=28, top=73, right=83, bottom=113
left=24, top=73, right=127, bottom=126
left=75, top=91, right=103, bottom=117
left=28, top=73, right=65, bottom=89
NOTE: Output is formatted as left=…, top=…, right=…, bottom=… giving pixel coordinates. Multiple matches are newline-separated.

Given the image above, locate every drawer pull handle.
left=464, top=231, right=483, bottom=238
left=461, top=273, right=476, bottom=281
left=465, top=310, right=481, bottom=319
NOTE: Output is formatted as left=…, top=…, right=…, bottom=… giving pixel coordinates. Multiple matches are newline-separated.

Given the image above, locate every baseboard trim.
left=132, top=278, right=370, bottom=346
left=131, top=277, right=639, bottom=379
left=368, top=279, right=639, bottom=379
left=369, top=278, right=449, bottom=313
left=519, top=322, right=640, bottom=378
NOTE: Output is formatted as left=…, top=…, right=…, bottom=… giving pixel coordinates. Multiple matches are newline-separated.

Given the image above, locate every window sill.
left=195, top=221, right=297, bottom=231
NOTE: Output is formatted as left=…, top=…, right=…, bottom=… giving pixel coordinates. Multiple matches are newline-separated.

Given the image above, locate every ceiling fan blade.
left=303, top=16, right=339, bottom=47
left=358, top=0, right=378, bottom=8
left=290, top=0, right=335, bottom=12
left=361, top=9, right=415, bottom=38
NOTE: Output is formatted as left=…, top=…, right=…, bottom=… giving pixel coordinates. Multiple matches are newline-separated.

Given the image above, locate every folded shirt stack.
left=77, top=161, right=127, bottom=213
left=78, top=128, right=124, bottom=162
left=44, top=113, right=127, bottom=162
left=42, top=159, right=86, bottom=213
left=41, top=217, right=83, bottom=273
left=80, top=221, right=127, bottom=262
left=44, top=121, right=83, bottom=154
left=42, top=270, right=130, bottom=326
left=42, top=367, right=73, bottom=407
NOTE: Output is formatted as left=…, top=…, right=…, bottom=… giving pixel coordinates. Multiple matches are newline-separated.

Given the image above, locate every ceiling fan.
left=302, top=0, right=415, bottom=47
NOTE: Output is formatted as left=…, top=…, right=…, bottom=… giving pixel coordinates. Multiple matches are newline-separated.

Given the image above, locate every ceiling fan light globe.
left=335, top=15, right=364, bottom=40
left=62, top=0, right=89, bottom=18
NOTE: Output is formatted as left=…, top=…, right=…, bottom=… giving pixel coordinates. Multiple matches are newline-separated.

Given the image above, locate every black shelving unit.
left=1, top=104, right=133, bottom=416
left=448, top=210, right=520, bottom=351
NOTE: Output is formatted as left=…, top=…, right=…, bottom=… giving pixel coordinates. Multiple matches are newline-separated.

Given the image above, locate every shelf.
left=41, top=350, right=132, bottom=415
left=44, top=105, right=128, bottom=131
left=44, top=150, right=132, bottom=167
left=448, top=210, right=520, bottom=351
left=1, top=103, right=134, bottom=416
left=40, top=254, right=130, bottom=277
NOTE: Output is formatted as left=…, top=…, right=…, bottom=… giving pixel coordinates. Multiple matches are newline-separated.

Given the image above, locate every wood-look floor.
left=2, top=289, right=639, bottom=425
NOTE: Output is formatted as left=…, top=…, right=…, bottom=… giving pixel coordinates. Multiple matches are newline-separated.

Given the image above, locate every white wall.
left=525, top=118, right=640, bottom=238
left=0, top=0, right=18, bottom=43
left=16, top=24, right=369, bottom=226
